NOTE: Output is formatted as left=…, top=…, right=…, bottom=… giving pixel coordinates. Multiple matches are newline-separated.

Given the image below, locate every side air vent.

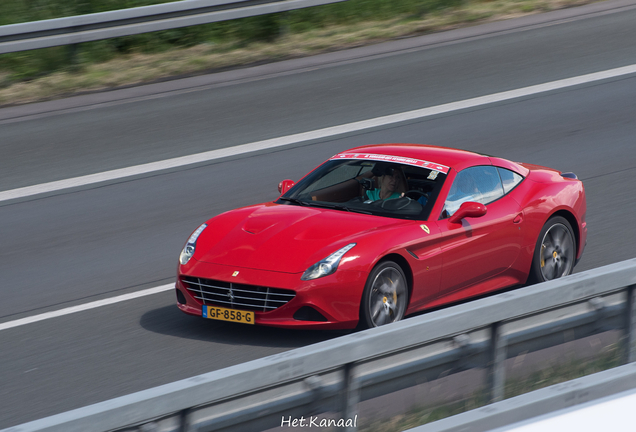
left=293, top=306, right=328, bottom=322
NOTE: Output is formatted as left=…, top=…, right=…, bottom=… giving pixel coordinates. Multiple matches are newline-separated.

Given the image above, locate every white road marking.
left=0, top=284, right=173, bottom=331
left=2, top=63, right=636, bottom=204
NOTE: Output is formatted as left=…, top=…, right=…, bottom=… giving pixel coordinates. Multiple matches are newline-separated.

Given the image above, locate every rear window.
left=497, top=167, right=524, bottom=194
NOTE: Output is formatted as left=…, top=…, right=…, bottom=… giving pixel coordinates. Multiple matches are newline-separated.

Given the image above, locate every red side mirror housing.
left=448, top=201, right=487, bottom=224
left=278, top=179, right=295, bottom=194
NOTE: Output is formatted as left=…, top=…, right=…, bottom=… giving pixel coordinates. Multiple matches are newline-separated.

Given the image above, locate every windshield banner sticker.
left=332, top=153, right=449, bottom=174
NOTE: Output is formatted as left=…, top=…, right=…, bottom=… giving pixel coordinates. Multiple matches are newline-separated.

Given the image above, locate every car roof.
left=336, top=144, right=489, bottom=171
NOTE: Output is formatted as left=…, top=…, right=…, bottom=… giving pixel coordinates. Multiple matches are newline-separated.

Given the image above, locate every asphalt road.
left=1, top=0, right=636, bottom=428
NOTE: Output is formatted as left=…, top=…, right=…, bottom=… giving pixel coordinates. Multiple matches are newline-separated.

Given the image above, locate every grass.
left=504, top=343, right=623, bottom=398
left=0, top=0, right=602, bottom=106
left=358, top=343, right=622, bottom=432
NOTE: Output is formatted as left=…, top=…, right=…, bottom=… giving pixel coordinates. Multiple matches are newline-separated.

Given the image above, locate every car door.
left=437, top=165, right=524, bottom=298
left=402, top=220, right=444, bottom=312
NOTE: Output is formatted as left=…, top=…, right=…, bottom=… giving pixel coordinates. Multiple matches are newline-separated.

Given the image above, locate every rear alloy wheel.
left=360, top=261, right=408, bottom=328
left=530, top=216, right=576, bottom=283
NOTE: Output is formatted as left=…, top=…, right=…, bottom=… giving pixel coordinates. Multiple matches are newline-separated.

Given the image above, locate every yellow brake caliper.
left=381, top=278, right=396, bottom=317
left=540, top=244, right=546, bottom=268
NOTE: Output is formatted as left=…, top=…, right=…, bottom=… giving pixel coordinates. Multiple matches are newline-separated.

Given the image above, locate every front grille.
left=181, top=276, right=295, bottom=312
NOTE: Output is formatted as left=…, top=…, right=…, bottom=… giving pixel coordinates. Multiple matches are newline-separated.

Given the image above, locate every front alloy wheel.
left=530, top=216, right=576, bottom=283
left=360, top=261, right=408, bottom=328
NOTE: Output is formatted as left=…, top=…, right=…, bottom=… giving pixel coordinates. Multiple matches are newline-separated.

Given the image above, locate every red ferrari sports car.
left=176, top=144, right=586, bottom=329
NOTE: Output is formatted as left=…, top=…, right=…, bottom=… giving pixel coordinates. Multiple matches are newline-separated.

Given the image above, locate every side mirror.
left=448, top=201, right=487, bottom=224
left=278, top=179, right=295, bottom=194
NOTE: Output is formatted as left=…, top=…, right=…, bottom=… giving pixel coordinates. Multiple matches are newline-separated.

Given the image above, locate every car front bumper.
left=176, top=259, right=366, bottom=329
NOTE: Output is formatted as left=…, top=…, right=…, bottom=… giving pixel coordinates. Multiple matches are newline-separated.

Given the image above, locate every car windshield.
left=277, top=158, right=447, bottom=220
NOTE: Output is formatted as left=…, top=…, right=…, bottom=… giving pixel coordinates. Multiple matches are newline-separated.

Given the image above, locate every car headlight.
left=301, top=243, right=356, bottom=280
left=179, top=223, right=207, bottom=265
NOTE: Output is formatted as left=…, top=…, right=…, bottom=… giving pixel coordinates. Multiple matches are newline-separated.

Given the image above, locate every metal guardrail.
left=4, top=258, right=636, bottom=432
left=0, top=0, right=348, bottom=55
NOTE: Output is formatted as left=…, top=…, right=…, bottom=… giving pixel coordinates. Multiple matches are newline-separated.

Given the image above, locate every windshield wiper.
left=279, top=197, right=372, bottom=214
left=278, top=197, right=308, bottom=206
left=306, top=201, right=372, bottom=214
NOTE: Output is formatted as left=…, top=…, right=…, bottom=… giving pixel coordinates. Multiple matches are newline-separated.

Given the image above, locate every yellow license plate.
left=202, top=305, right=254, bottom=324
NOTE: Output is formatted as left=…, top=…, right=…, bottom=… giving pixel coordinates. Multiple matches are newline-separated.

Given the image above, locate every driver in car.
left=365, top=166, right=406, bottom=201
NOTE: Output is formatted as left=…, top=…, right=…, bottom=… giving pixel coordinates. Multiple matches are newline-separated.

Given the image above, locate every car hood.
left=195, top=203, right=402, bottom=273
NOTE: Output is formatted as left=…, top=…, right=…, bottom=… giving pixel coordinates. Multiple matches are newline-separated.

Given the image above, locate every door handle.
left=513, top=213, right=523, bottom=224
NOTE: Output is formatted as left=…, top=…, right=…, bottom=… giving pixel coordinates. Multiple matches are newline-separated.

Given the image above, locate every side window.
left=497, top=167, right=524, bottom=194
left=443, top=166, right=504, bottom=217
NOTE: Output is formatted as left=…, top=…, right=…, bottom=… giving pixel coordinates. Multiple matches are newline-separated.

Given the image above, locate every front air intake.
left=293, top=306, right=328, bottom=322
left=181, top=276, right=295, bottom=312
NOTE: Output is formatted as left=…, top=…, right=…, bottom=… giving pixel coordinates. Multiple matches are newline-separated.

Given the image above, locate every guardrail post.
left=341, top=362, right=359, bottom=432
left=625, top=285, right=636, bottom=363
left=67, top=43, right=79, bottom=69
left=304, top=375, right=325, bottom=414
left=179, top=408, right=189, bottom=432
left=488, top=322, right=507, bottom=403
left=588, top=296, right=608, bottom=334
left=453, top=334, right=475, bottom=371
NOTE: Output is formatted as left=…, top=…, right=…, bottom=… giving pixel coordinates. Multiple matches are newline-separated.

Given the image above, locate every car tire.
left=528, top=216, right=576, bottom=284
left=359, top=261, right=408, bottom=329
